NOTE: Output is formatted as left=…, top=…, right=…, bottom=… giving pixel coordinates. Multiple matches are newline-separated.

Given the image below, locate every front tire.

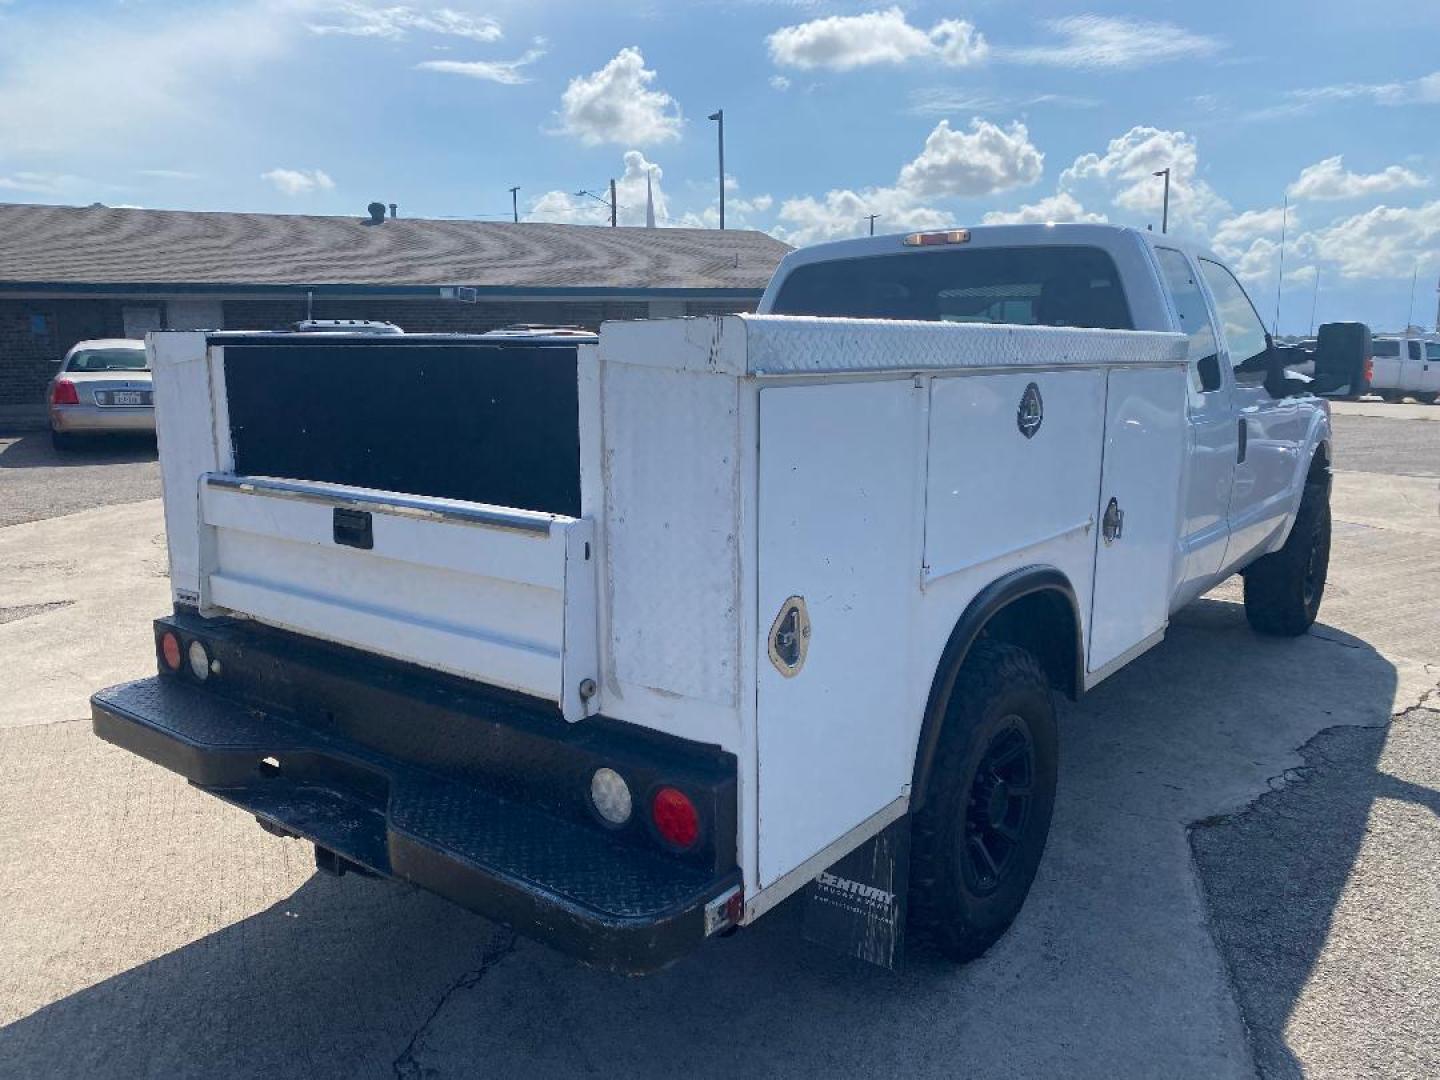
left=1243, top=481, right=1331, bottom=636
left=908, top=641, right=1058, bottom=963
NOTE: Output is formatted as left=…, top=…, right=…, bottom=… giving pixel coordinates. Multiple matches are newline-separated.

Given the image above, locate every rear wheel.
left=908, top=640, right=1058, bottom=962
left=1243, top=480, right=1330, bottom=636
left=1414, top=392, right=1438, bottom=405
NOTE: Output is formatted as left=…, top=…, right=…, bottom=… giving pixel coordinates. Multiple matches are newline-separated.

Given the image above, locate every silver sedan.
left=48, top=338, right=155, bottom=450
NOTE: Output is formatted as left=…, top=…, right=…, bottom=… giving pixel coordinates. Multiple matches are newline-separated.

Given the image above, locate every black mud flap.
left=801, top=817, right=910, bottom=970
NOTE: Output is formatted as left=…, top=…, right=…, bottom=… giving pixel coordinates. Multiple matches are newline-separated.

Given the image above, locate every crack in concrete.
left=391, top=929, right=518, bottom=1079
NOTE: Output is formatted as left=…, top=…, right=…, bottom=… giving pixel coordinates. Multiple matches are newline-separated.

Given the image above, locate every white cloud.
left=306, top=2, right=501, bottom=42
left=1286, top=155, right=1427, bottom=201
left=896, top=119, right=1043, bottom=199
left=982, top=191, right=1107, bottom=225
left=769, top=74, right=791, bottom=91
left=418, top=45, right=544, bottom=84
left=262, top=167, right=336, bottom=195
left=0, top=171, right=84, bottom=194
left=775, top=186, right=950, bottom=247
left=1006, top=15, right=1220, bottom=71
left=1060, top=125, right=1229, bottom=231
left=767, top=7, right=987, bottom=71
left=525, top=150, right=672, bottom=226
left=553, top=47, right=681, bottom=147
left=137, top=169, right=202, bottom=181
left=1301, top=200, right=1440, bottom=279
left=906, top=87, right=1099, bottom=115
left=1210, top=207, right=1300, bottom=285
left=1289, top=71, right=1440, bottom=108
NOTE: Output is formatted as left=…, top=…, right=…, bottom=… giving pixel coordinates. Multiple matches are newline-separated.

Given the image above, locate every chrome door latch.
left=768, top=596, right=811, bottom=677
left=1102, top=497, right=1125, bottom=544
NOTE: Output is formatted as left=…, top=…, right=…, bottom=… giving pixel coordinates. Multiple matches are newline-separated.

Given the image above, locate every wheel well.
left=977, top=591, right=1080, bottom=701
left=911, top=569, right=1083, bottom=810
left=1307, top=442, right=1331, bottom=486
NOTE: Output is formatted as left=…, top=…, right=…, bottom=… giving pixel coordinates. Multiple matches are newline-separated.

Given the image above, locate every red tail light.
left=651, top=786, right=700, bottom=849
left=160, top=631, right=182, bottom=671
left=1363, top=357, right=1374, bottom=383
left=51, top=379, right=79, bottom=406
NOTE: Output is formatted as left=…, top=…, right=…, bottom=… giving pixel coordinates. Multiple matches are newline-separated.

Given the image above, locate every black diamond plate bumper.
left=92, top=675, right=740, bottom=974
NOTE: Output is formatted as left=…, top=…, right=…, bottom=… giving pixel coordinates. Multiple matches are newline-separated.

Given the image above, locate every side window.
left=1408, top=340, right=1423, bottom=362
left=1155, top=248, right=1220, bottom=392
left=1198, top=259, right=1269, bottom=381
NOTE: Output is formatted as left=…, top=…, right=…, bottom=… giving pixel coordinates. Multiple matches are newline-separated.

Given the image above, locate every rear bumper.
left=92, top=619, right=740, bottom=974
left=51, top=404, right=155, bottom=433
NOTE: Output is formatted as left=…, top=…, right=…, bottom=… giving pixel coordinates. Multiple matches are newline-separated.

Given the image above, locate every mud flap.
left=801, top=817, right=909, bottom=970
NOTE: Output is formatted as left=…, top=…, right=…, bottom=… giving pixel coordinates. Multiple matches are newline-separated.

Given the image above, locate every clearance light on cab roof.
left=903, top=229, right=970, bottom=247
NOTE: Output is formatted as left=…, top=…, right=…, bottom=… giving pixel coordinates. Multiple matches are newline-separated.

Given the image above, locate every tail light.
left=51, top=380, right=79, bottom=406
left=1363, top=357, right=1374, bottom=383
left=159, top=631, right=182, bottom=672
left=651, top=786, right=700, bottom=849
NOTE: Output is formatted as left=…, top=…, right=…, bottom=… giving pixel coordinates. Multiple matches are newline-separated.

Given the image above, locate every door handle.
left=1102, top=497, right=1124, bottom=544
left=1237, top=417, right=1248, bottom=463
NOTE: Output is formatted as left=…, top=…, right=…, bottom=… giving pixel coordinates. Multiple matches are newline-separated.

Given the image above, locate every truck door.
left=1153, top=247, right=1235, bottom=603
left=1198, top=259, right=1306, bottom=567
left=1403, top=339, right=1424, bottom=392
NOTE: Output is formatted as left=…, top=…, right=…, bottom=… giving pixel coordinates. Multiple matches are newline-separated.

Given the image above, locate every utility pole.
left=1406, top=264, right=1418, bottom=331
left=609, top=178, right=618, bottom=227
left=866, top=214, right=880, bottom=236
left=708, top=109, right=725, bottom=230
left=1153, top=167, right=1171, bottom=234
left=508, top=186, right=520, bottom=223
left=1273, top=196, right=1288, bottom=337
left=1309, top=269, right=1320, bottom=337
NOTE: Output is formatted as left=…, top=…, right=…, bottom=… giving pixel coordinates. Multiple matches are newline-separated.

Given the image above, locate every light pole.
left=574, top=184, right=617, bottom=227
left=866, top=214, right=880, bottom=236
left=508, top=185, right=520, bottom=224
left=708, top=109, right=725, bottom=230
left=1152, top=168, right=1171, bottom=233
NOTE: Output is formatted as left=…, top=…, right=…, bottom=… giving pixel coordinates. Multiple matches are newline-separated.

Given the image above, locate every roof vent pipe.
left=366, top=201, right=386, bottom=224
left=389, top=203, right=397, bottom=219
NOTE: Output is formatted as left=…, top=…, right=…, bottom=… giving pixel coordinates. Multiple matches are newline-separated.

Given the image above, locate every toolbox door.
left=1088, top=366, right=1188, bottom=675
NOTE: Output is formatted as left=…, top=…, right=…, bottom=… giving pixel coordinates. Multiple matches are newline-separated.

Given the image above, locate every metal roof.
left=0, top=203, right=790, bottom=294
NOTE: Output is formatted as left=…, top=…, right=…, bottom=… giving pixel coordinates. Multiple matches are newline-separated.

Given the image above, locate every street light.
left=508, top=185, right=520, bottom=224
left=865, top=214, right=880, bottom=236
left=1153, top=167, right=1171, bottom=234
left=574, top=183, right=618, bottom=227
left=708, top=109, right=725, bottom=230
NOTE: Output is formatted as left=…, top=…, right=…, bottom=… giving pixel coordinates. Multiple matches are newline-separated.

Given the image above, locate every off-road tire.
left=1243, top=481, right=1331, bottom=636
left=908, top=640, right=1058, bottom=963
left=1414, top=392, right=1438, bottom=405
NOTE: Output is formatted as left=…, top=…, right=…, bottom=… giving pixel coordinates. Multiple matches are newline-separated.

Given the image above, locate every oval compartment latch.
left=768, top=596, right=811, bottom=678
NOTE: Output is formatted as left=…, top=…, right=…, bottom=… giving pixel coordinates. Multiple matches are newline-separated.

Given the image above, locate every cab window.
left=1198, top=259, right=1269, bottom=381
left=1408, top=340, right=1423, bottom=362
left=1155, top=248, right=1219, bottom=392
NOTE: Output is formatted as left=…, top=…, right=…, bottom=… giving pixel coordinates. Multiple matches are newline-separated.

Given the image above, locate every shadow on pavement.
left=0, top=431, right=157, bottom=469
left=0, top=598, right=1409, bottom=1079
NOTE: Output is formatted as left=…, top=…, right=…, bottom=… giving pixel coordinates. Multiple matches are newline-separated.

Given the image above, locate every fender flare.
left=909, top=565, right=1083, bottom=812
left=1266, top=411, right=1333, bottom=555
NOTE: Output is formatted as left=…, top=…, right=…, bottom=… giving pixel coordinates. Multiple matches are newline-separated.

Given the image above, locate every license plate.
left=113, top=391, right=144, bottom=405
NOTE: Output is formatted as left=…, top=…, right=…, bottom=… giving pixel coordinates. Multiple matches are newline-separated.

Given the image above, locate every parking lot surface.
left=0, top=405, right=1436, bottom=1079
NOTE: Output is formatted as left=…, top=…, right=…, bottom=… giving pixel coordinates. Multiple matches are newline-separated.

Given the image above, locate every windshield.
left=67, top=347, right=147, bottom=372
left=1372, top=340, right=1401, bottom=357
left=769, top=245, right=1133, bottom=329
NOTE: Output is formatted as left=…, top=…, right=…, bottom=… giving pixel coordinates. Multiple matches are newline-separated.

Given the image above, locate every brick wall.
left=0, top=298, right=127, bottom=410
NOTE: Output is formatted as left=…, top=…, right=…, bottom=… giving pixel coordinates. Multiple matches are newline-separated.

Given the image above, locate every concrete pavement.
left=0, top=451, right=1437, bottom=1078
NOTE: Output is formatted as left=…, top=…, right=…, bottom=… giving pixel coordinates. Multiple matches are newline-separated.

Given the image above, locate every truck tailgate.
left=196, top=474, right=597, bottom=721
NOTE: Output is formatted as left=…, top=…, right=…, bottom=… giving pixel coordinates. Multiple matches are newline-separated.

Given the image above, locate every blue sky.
left=0, top=0, right=1436, bottom=333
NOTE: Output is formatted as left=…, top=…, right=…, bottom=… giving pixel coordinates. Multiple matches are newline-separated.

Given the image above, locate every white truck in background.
left=93, top=224, right=1332, bottom=973
left=1369, top=335, right=1440, bottom=403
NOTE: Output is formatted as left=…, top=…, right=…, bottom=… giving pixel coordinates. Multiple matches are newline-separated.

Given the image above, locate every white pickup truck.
left=1370, top=335, right=1440, bottom=404
left=93, top=224, right=1332, bottom=973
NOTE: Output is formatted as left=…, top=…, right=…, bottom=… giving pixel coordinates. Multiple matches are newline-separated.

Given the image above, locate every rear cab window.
left=1154, top=247, right=1219, bottom=392
left=769, top=245, right=1133, bottom=330
left=1372, top=340, right=1401, bottom=357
